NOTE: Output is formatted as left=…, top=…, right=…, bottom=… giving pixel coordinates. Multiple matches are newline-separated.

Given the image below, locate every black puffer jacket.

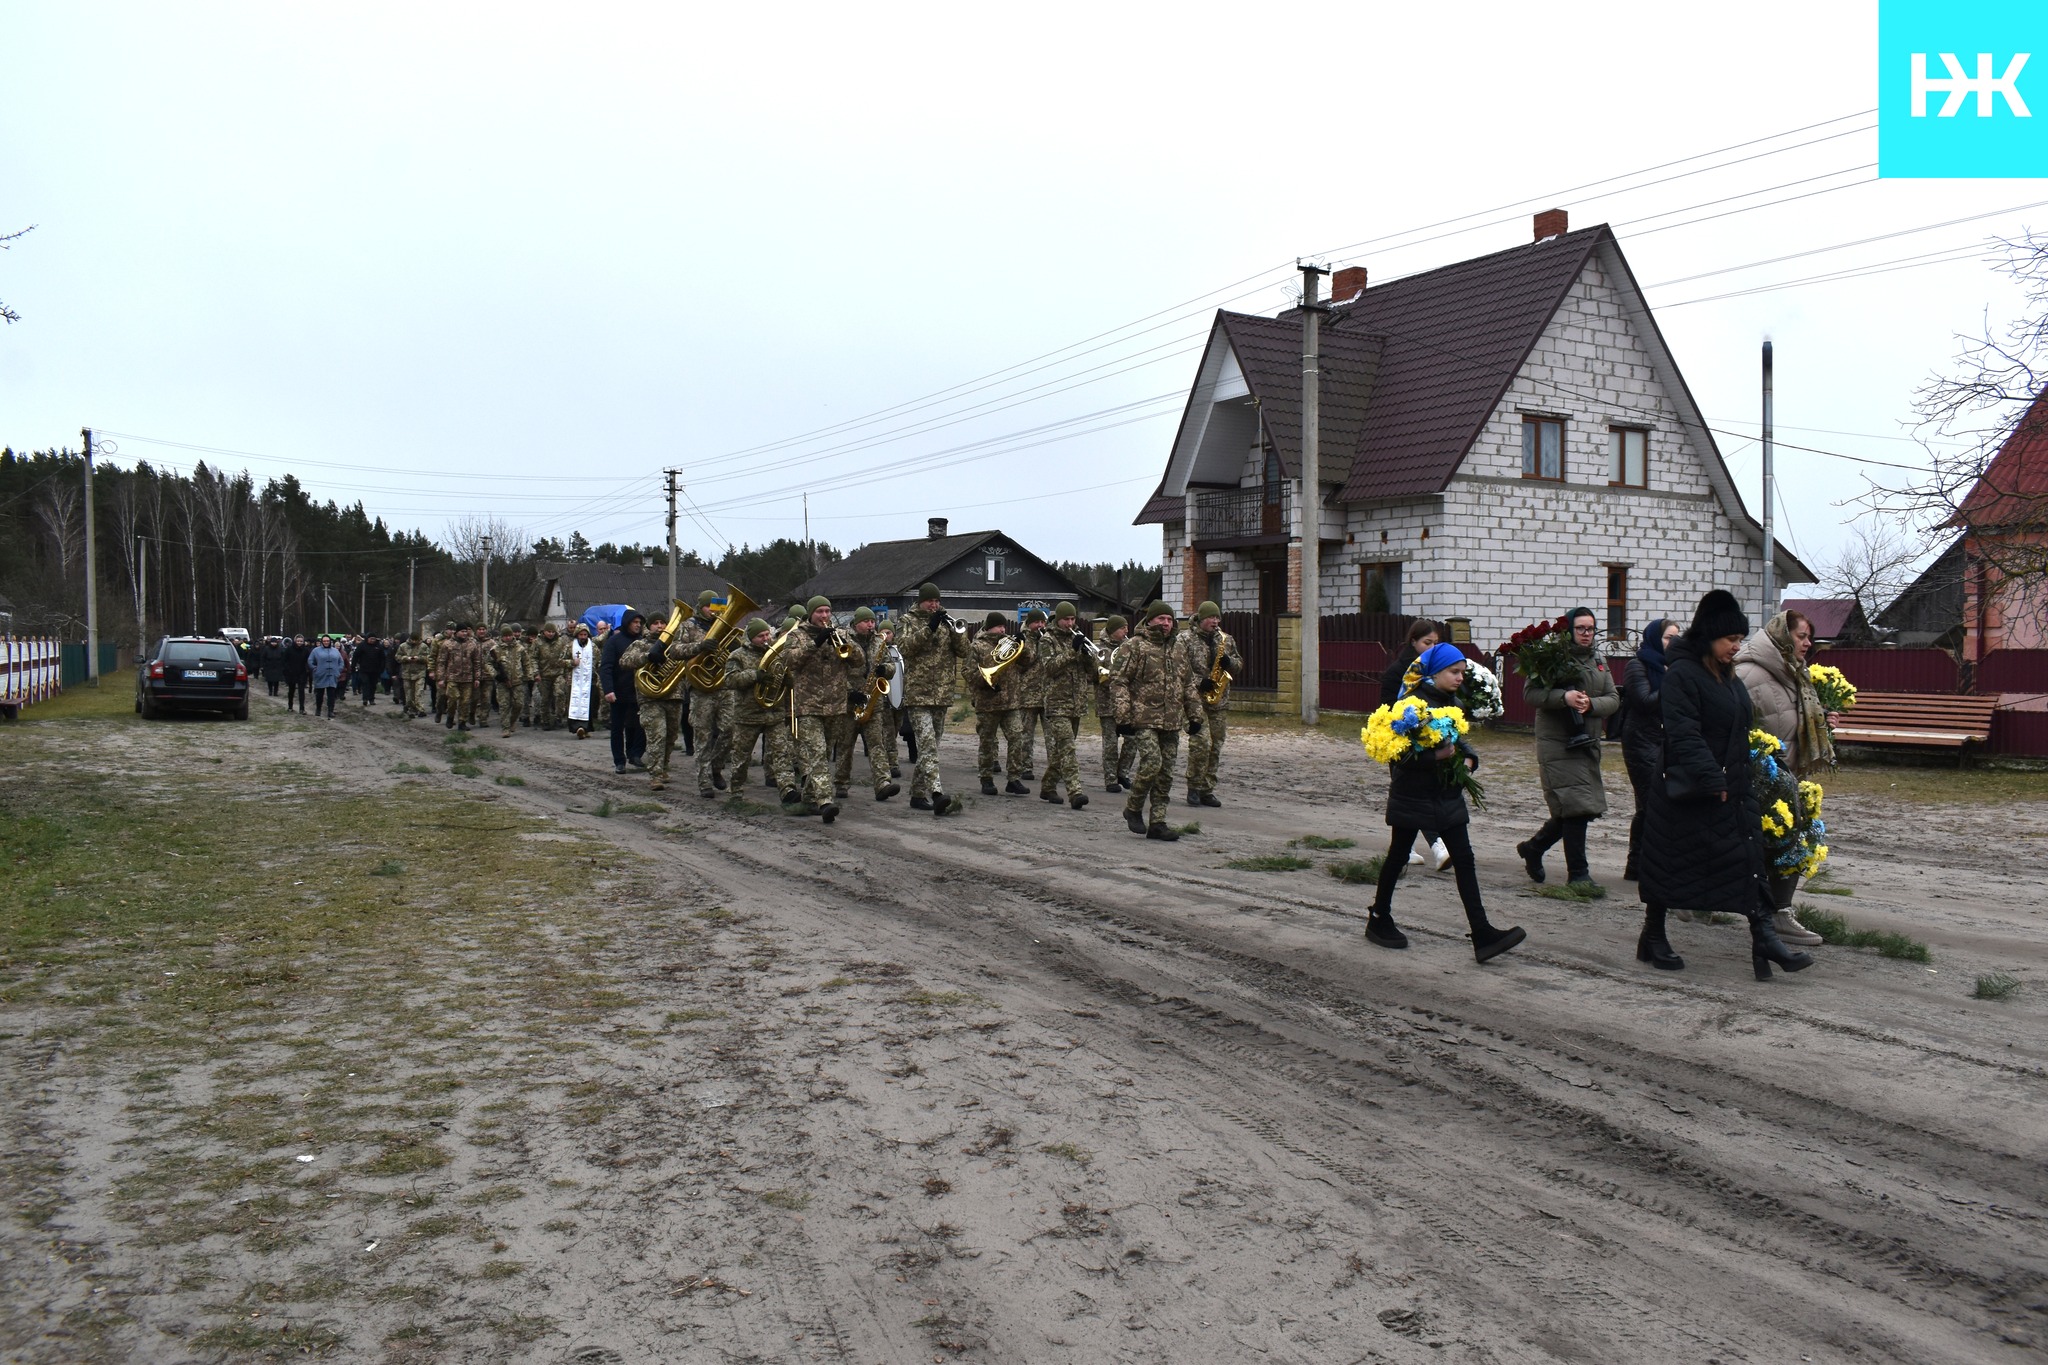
left=1381, top=681, right=1479, bottom=831
left=258, top=639, right=289, bottom=683
left=1637, top=637, right=1763, bottom=915
left=1620, top=656, right=1665, bottom=788
left=1379, top=646, right=1419, bottom=707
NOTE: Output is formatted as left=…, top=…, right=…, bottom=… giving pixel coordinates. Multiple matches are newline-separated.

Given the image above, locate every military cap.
left=852, top=606, right=876, bottom=623
left=1195, top=600, right=1220, bottom=620
left=1105, top=614, right=1128, bottom=633
left=806, top=595, right=831, bottom=612
left=743, top=617, right=771, bottom=638
left=1145, top=601, right=1174, bottom=620
left=697, top=590, right=719, bottom=608
left=1053, top=602, right=1077, bottom=620
left=984, top=611, right=1007, bottom=629
left=917, top=582, right=941, bottom=601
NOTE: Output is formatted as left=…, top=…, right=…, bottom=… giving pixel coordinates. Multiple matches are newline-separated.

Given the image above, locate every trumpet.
left=976, top=635, right=1024, bottom=688
left=1076, top=633, right=1116, bottom=685
left=632, top=599, right=696, bottom=700
left=933, top=609, right=969, bottom=637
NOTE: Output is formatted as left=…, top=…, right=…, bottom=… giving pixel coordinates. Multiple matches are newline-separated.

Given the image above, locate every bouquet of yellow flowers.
left=1808, top=663, right=1857, bottom=713
left=1750, top=728, right=1828, bottom=879
left=1362, top=696, right=1485, bottom=807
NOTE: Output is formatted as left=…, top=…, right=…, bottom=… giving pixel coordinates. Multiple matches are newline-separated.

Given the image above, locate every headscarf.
left=1401, top=642, right=1467, bottom=698
left=1635, top=617, right=1669, bottom=694
left=1765, top=611, right=1834, bottom=771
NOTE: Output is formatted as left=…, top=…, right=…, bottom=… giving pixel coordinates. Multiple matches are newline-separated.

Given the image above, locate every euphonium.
left=681, top=584, right=760, bottom=691
left=751, top=618, right=801, bottom=709
left=976, top=635, right=1024, bottom=688
left=632, top=599, right=696, bottom=700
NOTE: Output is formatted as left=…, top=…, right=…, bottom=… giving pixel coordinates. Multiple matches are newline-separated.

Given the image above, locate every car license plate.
left=185, top=669, right=217, bottom=679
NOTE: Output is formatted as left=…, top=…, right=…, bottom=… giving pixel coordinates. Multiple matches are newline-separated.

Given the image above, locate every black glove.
left=876, top=662, right=895, bottom=679
left=1116, top=723, right=1136, bottom=737
left=928, top=612, right=945, bottom=634
left=847, top=690, right=867, bottom=709
left=1222, top=660, right=1240, bottom=678
left=1187, top=720, right=1204, bottom=736
left=807, top=625, right=832, bottom=643
left=646, top=639, right=668, bottom=662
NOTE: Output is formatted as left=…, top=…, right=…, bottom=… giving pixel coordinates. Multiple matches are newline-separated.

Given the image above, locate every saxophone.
left=1197, top=632, right=1231, bottom=707
left=632, top=600, right=696, bottom=701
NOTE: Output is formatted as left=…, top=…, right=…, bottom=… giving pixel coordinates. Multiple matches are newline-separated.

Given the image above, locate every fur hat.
left=1195, top=600, right=1220, bottom=621
left=917, top=582, right=941, bottom=601
left=852, top=606, right=876, bottom=623
left=984, top=611, right=1008, bottom=630
left=1053, top=602, right=1077, bottom=619
left=1687, top=589, right=1749, bottom=642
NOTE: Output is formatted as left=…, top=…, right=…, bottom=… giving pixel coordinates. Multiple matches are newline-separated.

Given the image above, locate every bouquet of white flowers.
left=1456, top=658, right=1504, bottom=721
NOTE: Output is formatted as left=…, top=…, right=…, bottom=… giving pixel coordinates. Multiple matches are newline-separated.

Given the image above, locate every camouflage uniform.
left=532, top=629, right=573, bottom=729
left=1095, top=624, right=1132, bottom=789
left=895, top=604, right=970, bottom=804
left=724, top=630, right=796, bottom=797
left=968, top=626, right=1035, bottom=790
left=1177, top=624, right=1242, bottom=801
left=674, top=605, right=736, bottom=796
left=619, top=629, right=683, bottom=787
left=784, top=615, right=861, bottom=815
left=834, top=618, right=900, bottom=797
left=1015, top=620, right=1052, bottom=779
left=1036, top=614, right=1094, bottom=803
left=442, top=632, right=485, bottom=731
left=489, top=629, right=533, bottom=735
left=395, top=636, right=432, bottom=717
left=430, top=632, right=454, bottom=722
left=1111, top=616, right=1202, bottom=829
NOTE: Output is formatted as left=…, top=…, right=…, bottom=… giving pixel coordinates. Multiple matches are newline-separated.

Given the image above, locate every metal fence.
left=59, top=642, right=122, bottom=687
left=1809, top=647, right=1958, bottom=694
left=1320, top=639, right=1390, bottom=712
left=2, top=636, right=63, bottom=715
left=1977, top=650, right=2048, bottom=696
left=1222, top=612, right=1277, bottom=690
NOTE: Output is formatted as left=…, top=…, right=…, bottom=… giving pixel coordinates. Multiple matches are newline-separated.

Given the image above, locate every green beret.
left=1195, top=601, right=1220, bottom=620
left=805, top=596, right=831, bottom=612
left=1024, top=609, right=1047, bottom=624
left=743, top=617, right=770, bottom=637
left=852, top=605, right=876, bottom=623
left=917, top=582, right=942, bottom=600
left=1105, top=614, right=1127, bottom=633
left=1145, top=601, right=1174, bottom=620
left=697, top=590, right=719, bottom=607
left=1053, top=602, right=1077, bottom=619
left=984, top=611, right=1007, bottom=629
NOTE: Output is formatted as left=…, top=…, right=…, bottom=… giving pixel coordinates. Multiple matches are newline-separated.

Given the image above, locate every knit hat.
left=1687, top=589, right=1749, bottom=642
left=805, top=596, right=831, bottom=612
left=697, top=590, right=719, bottom=608
left=743, top=617, right=770, bottom=638
left=852, top=606, right=876, bottom=623
left=1195, top=600, right=1220, bottom=621
left=1053, top=602, right=1076, bottom=620
left=1024, top=609, right=1047, bottom=624
left=785, top=603, right=804, bottom=619
left=501, top=625, right=517, bottom=636
left=984, top=611, right=1007, bottom=629
left=1145, top=601, right=1174, bottom=621
left=917, top=582, right=941, bottom=601
left=1417, top=642, right=1466, bottom=679
left=1104, top=614, right=1127, bottom=633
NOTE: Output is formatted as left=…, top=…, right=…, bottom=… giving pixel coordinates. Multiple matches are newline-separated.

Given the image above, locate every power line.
left=1643, top=196, right=2048, bottom=290
left=1655, top=243, right=1994, bottom=309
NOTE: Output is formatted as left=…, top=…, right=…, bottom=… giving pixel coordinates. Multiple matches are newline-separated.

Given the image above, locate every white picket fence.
left=1, top=636, right=63, bottom=716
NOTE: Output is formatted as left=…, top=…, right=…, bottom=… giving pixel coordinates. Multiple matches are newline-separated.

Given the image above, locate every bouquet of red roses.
left=1498, top=617, right=1597, bottom=750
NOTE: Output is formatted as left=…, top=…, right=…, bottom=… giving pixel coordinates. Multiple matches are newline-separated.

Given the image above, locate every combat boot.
left=1123, top=808, right=1147, bottom=836
left=1199, top=792, right=1222, bottom=808
left=932, top=791, right=963, bottom=817
left=875, top=782, right=900, bottom=801
left=819, top=801, right=839, bottom=825
left=980, top=776, right=998, bottom=796
left=1040, top=786, right=1062, bottom=803
left=1146, top=822, right=1180, bottom=841
left=910, top=795, right=933, bottom=811
left=1067, top=792, right=1088, bottom=810
left=1004, top=779, right=1029, bottom=796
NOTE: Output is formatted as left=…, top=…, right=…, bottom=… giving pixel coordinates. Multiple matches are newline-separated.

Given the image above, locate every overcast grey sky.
left=1, top=2, right=2036, bottom=578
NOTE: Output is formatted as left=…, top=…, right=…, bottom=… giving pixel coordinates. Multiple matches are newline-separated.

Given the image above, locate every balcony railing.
left=1192, top=486, right=1287, bottom=541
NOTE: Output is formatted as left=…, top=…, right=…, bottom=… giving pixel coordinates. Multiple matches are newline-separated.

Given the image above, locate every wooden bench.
left=1830, top=692, right=2000, bottom=763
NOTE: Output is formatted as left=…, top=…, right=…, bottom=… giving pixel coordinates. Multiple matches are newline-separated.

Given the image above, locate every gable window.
left=1605, top=564, right=1629, bottom=638
left=985, top=556, right=1004, bottom=583
left=1609, top=427, right=1647, bottom=488
left=1522, top=416, right=1564, bottom=481
left=1360, top=561, right=1401, bottom=615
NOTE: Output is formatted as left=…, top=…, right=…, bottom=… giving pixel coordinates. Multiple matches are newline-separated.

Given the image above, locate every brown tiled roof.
left=1332, top=226, right=1605, bottom=501
left=1216, top=314, right=1382, bottom=488
left=1134, top=481, right=1179, bottom=525
left=1780, top=598, right=1865, bottom=640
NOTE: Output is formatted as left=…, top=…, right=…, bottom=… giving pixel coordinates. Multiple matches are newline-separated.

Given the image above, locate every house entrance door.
left=1258, top=561, right=1287, bottom=616
left=1260, top=451, right=1282, bottom=536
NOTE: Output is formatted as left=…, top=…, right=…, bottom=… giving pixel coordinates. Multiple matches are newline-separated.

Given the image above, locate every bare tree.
left=0, top=224, right=33, bottom=325
left=1818, top=523, right=1924, bottom=624
left=441, top=514, right=531, bottom=564
left=33, top=479, right=82, bottom=586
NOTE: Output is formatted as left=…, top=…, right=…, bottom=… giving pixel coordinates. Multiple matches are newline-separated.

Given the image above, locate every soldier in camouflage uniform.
left=1013, top=609, right=1051, bottom=781
left=430, top=629, right=453, bottom=724
left=782, top=596, right=861, bottom=823
left=1094, top=615, right=1132, bottom=791
left=1035, top=602, right=1093, bottom=809
left=894, top=583, right=967, bottom=816
left=488, top=625, right=533, bottom=736
left=724, top=617, right=797, bottom=801
left=442, top=624, right=483, bottom=732
left=968, top=613, right=1035, bottom=797
left=1176, top=601, right=1243, bottom=808
left=531, top=625, right=571, bottom=730
left=1111, top=602, right=1203, bottom=840
left=675, top=590, right=735, bottom=797
left=833, top=607, right=902, bottom=801
left=620, top=609, right=705, bottom=794
left=395, top=632, right=432, bottom=719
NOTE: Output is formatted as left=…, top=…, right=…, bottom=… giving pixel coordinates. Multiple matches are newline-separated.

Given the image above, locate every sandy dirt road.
left=8, top=691, right=2048, bottom=1364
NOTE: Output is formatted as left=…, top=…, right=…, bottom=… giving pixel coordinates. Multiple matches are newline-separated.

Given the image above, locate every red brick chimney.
left=1533, top=208, right=1568, bottom=241
left=1330, top=265, right=1368, bottom=303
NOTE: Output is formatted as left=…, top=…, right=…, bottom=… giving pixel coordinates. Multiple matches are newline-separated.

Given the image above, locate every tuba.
left=1198, top=634, right=1231, bottom=707
left=751, top=619, right=801, bottom=709
left=976, top=635, right=1024, bottom=689
left=681, top=584, right=760, bottom=692
left=632, top=600, right=696, bottom=700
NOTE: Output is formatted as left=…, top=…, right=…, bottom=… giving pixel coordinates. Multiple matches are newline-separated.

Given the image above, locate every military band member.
left=489, top=625, right=533, bottom=736
left=531, top=624, right=571, bottom=730
left=724, top=618, right=797, bottom=802
left=394, top=632, right=431, bottom=719
left=836, top=607, right=902, bottom=801
left=896, top=583, right=967, bottom=816
left=969, top=612, right=1035, bottom=796
left=1014, top=608, right=1051, bottom=782
left=783, top=596, right=858, bottom=824
left=1036, top=602, right=1092, bottom=809
left=1094, top=615, right=1132, bottom=791
left=443, top=624, right=483, bottom=732
left=1177, top=601, right=1242, bottom=808
left=1111, top=601, right=1202, bottom=840
left=678, top=590, right=734, bottom=796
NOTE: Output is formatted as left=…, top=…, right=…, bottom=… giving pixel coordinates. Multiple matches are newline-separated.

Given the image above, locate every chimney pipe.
left=1533, top=208, right=1568, bottom=242
left=1330, top=266, right=1368, bottom=303
left=928, top=517, right=948, bottom=540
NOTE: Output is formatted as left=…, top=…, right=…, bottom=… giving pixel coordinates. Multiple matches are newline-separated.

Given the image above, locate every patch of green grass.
left=371, top=859, right=405, bottom=877
left=464, top=744, right=502, bottom=762
left=1040, top=1141, right=1091, bottom=1165
left=358, top=1134, right=451, bottom=1177
left=191, top=1321, right=346, bottom=1354
left=1803, top=883, right=1853, bottom=896
left=1172, top=822, right=1201, bottom=836
left=723, top=794, right=772, bottom=816
left=478, top=1260, right=526, bottom=1279
left=759, top=1188, right=811, bottom=1211
left=450, top=761, right=482, bottom=778
left=1972, top=973, right=2021, bottom=1001
left=1533, top=881, right=1607, bottom=902
left=1795, top=905, right=1931, bottom=962
left=1291, top=834, right=1356, bottom=850
left=613, top=801, right=664, bottom=814
left=1225, top=853, right=1314, bottom=872
left=665, top=1008, right=724, bottom=1024
left=593, top=798, right=615, bottom=818
left=389, top=763, right=433, bottom=775
left=1328, top=857, right=1385, bottom=884
left=493, top=775, right=526, bottom=787
left=900, top=988, right=978, bottom=1008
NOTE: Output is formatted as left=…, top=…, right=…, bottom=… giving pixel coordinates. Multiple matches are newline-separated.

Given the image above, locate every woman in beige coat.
left=1733, top=609, right=1835, bottom=945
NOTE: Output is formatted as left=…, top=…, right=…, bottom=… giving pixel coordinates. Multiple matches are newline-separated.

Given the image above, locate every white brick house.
left=1135, top=212, right=1810, bottom=659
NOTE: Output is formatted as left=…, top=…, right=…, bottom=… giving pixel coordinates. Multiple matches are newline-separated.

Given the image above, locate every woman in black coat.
left=283, top=635, right=312, bottom=713
left=258, top=637, right=289, bottom=695
left=1636, top=590, right=1814, bottom=981
left=1365, top=643, right=1526, bottom=964
left=1619, top=617, right=1679, bottom=882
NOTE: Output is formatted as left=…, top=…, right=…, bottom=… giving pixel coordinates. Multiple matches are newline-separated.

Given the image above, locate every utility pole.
left=406, top=558, right=416, bottom=636
left=1298, top=263, right=1328, bottom=726
left=360, top=574, right=369, bottom=635
left=1760, top=339, right=1775, bottom=613
left=803, top=492, right=814, bottom=579
left=665, top=470, right=680, bottom=605
left=137, top=534, right=148, bottom=651
left=382, top=593, right=390, bottom=635
left=81, top=429, right=100, bottom=683
left=480, top=535, right=492, bottom=629
left=321, top=583, right=331, bottom=635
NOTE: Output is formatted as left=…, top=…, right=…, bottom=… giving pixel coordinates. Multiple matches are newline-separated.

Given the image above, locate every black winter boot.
left=1636, top=906, right=1684, bottom=970
left=910, top=794, right=932, bottom=811
left=1750, top=912, right=1814, bottom=980
left=1365, top=910, right=1409, bottom=950
left=1471, top=924, right=1527, bottom=963
left=1124, top=807, right=1147, bottom=836
left=980, top=776, right=998, bottom=796
left=1146, top=822, right=1179, bottom=841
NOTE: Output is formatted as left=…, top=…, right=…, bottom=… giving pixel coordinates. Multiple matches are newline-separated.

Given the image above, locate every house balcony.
left=1190, top=486, right=1290, bottom=549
